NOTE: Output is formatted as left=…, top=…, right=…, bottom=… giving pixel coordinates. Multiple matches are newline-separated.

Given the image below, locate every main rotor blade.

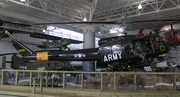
left=0, top=20, right=31, bottom=26
left=30, top=32, right=63, bottom=40
left=0, top=53, right=18, bottom=56
left=0, top=20, right=122, bottom=26
left=130, top=19, right=180, bottom=23
left=0, top=26, right=35, bottom=34
left=32, top=21, right=121, bottom=25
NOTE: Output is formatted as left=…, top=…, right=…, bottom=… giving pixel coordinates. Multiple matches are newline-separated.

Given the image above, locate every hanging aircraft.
left=2, top=29, right=171, bottom=71
left=29, top=32, right=83, bottom=50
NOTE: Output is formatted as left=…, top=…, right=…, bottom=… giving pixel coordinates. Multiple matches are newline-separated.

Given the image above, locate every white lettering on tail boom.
left=37, top=67, right=45, bottom=70
left=104, top=52, right=122, bottom=62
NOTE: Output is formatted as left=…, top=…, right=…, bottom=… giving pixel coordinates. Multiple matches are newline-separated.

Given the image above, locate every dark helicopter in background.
left=130, top=19, right=180, bottom=49
left=96, top=32, right=170, bottom=71
left=159, top=23, right=180, bottom=49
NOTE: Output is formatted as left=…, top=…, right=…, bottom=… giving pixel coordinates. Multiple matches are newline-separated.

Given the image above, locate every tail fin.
left=4, top=30, right=35, bottom=56
left=12, top=42, right=35, bottom=56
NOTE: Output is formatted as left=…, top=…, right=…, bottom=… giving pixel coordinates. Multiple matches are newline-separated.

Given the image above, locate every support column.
left=81, top=26, right=100, bottom=73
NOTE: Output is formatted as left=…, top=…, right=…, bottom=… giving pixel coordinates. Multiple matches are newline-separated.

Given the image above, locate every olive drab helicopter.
left=0, top=53, right=75, bottom=71
left=2, top=28, right=170, bottom=71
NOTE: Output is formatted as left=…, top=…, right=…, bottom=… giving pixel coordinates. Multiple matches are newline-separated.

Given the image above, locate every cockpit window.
left=155, top=37, right=161, bottom=42
left=99, top=44, right=123, bottom=56
left=112, top=44, right=122, bottom=53
left=99, top=46, right=113, bottom=56
left=155, top=36, right=164, bottom=45
left=47, top=63, right=50, bottom=67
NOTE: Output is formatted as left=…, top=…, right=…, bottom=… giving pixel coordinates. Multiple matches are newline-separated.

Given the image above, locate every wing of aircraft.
left=37, top=41, right=52, bottom=49
left=30, top=32, right=83, bottom=43
left=30, top=32, right=62, bottom=40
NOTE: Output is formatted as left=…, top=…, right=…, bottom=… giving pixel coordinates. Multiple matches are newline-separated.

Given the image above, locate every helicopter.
left=0, top=53, right=75, bottom=71
left=2, top=28, right=171, bottom=71
left=97, top=32, right=170, bottom=71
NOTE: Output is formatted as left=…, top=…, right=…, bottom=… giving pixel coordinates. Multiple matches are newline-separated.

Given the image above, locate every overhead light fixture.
left=20, top=0, right=26, bottom=2
left=138, top=3, right=142, bottom=9
left=119, top=27, right=124, bottom=32
left=119, top=33, right=124, bottom=36
left=42, top=29, right=46, bottom=32
left=165, top=28, right=169, bottom=30
left=110, top=27, right=124, bottom=33
left=83, top=17, right=87, bottom=22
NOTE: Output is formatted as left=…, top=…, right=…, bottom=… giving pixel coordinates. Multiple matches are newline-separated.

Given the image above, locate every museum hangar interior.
left=0, top=0, right=180, bottom=97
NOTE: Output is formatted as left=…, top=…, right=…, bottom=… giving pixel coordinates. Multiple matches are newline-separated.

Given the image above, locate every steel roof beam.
left=93, top=0, right=180, bottom=21
left=6, top=0, right=85, bottom=22
left=89, top=0, right=98, bottom=21
left=0, top=8, right=83, bottom=33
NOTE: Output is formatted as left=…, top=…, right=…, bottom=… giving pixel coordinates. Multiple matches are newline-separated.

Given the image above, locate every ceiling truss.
left=0, top=0, right=180, bottom=32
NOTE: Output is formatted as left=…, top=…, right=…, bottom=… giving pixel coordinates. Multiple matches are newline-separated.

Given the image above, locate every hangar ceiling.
left=0, top=0, right=180, bottom=34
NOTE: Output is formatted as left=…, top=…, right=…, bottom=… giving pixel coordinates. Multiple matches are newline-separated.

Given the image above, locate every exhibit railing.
left=1, top=70, right=180, bottom=94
